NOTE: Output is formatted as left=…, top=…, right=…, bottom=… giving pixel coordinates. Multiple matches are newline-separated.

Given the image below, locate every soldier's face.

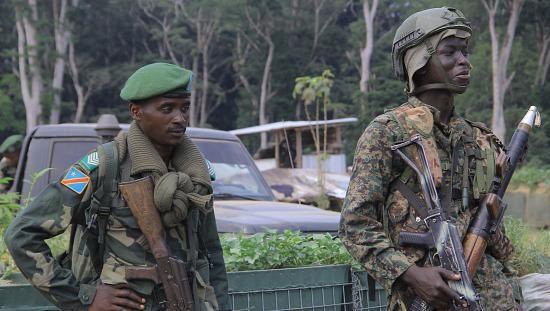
left=421, top=36, right=471, bottom=88
left=130, top=96, right=190, bottom=147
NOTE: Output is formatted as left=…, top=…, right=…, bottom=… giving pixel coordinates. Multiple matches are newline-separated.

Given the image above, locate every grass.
left=509, top=165, right=550, bottom=189
left=504, top=216, right=550, bottom=275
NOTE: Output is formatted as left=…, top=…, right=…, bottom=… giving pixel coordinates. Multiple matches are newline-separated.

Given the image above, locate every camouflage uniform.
left=0, top=157, right=16, bottom=192
left=4, top=142, right=230, bottom=310
left=339, top=97, right=522, bottom=310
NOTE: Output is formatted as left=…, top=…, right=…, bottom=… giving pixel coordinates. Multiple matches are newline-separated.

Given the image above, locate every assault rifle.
left=391, top=136, right=482, bottom=311
left=119, top=176, right=197, bottom=311
left=463, top=106, right=541, bottom=277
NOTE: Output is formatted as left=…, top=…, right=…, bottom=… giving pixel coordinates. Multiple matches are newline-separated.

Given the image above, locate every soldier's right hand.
left=89, top=284, right=146, bottom=311
left=399, top=265, right=462, bottom=309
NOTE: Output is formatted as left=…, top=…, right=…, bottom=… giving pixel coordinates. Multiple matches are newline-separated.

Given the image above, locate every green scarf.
left=115, top=122, right=212, bottom=227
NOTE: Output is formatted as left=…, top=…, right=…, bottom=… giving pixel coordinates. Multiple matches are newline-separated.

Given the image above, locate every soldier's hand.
left=399, top=265, right=462, bottom=309
left=89, top=284, right=146, bottom=311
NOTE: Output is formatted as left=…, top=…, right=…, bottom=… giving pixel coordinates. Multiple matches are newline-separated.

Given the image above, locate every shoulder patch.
left=61, top=166, right=90, bottom=194
left=78, top=151, right=99, bottom=174
left=206, top=160, right=216, bottom=181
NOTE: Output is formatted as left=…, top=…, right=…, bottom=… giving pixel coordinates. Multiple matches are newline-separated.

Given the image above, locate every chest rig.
left=386, top=102, right=500, bottom=224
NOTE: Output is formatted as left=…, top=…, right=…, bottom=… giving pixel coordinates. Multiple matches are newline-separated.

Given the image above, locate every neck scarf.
left=115, top=122, right=212, bottom=227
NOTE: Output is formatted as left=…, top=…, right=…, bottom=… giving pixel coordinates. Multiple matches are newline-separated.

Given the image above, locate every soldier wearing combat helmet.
left=0, top=134, right=23, bottom=193
left=5, top=63, right=230, bottom=310
left=340, top=7, right=523, bottom=310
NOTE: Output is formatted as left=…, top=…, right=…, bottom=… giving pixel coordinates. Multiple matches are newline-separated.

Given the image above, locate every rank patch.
left=207, top=160, right=216, bottom=181
left=61, top=166, right=90, bottom=194
left=78, top=151, right=99, bottom=173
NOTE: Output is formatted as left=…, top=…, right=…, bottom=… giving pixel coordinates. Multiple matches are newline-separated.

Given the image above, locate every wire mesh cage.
left=227, top=265, right=388, bottom=311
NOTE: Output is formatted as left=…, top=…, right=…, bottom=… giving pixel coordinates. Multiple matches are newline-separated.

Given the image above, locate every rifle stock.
left=119, top=176, right=168, bottom=259
left=119, top=176, right=196, bottom=311
left=462, top=106, right=541, bottom=278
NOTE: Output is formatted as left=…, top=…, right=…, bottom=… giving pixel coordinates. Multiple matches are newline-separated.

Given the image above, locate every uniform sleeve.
left=202, top=209, right=231, bottom=311
left=339, top=121, right=415, bottom=291
left=4, top=165, right=98, bottom=310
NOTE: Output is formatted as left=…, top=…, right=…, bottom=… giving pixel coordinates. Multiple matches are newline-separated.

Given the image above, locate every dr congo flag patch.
left=61, top=166, right=90, bottom=194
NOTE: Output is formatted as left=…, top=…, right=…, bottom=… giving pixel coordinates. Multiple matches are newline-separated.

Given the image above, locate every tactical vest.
left=382, top=102, right=506, bottom=310
left=385, top=102, right=503, bottom=213
left=68, top=141, right=219, bottom=310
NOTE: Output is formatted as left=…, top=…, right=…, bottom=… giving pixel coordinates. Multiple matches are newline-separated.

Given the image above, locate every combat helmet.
left=392, top=7, right=472, bottom=93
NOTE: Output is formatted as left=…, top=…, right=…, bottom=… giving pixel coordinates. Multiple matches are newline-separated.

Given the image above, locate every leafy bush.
left=220, top=230, right=355, bottom=272
left=504, top=217, right=550, bottom=275
left=509, top=166, right=550, bottom=188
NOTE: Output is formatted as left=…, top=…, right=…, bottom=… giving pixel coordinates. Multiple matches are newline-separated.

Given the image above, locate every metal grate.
left=228, top=271, right=387, bottom=311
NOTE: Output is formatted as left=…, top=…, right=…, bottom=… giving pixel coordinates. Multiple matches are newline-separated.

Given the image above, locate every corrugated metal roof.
left=229, top=118, right=358, bottom=135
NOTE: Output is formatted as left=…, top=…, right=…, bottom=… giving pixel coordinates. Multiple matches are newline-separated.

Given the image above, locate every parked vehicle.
left=11, top=117, right=340, bottom=234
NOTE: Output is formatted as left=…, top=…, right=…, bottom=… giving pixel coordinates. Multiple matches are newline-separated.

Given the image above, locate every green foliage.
left=0, top=181, right=21, bottom=276
left=504, top=217, right=550, bottom=275
left=22, top=168, right=53, bottom=207
left=220, top=230, right=355, bottom=272
left=509, top=165, right=550, bottom=188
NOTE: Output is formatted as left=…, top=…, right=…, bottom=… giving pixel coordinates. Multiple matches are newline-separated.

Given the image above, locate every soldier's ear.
left=128, top=102, right=142, bottom=121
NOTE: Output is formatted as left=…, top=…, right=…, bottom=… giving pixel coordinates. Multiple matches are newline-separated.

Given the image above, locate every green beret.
left=120, top=63, right=193, bottom=101
left=0, top=134, right=23, bottom=154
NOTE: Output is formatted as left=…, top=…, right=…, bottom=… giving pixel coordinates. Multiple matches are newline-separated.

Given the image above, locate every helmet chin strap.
left=409, top=42, right=467, bottom=96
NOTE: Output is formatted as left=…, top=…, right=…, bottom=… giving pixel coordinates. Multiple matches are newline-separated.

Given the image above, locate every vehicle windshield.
left=194, top=139, right=274, bottom=201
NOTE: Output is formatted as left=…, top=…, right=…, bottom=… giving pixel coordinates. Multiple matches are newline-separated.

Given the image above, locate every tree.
left=293, top=69, right=335, bottom=209
left=14, top=0, right=43, bottom=133
left=49, top=0, right=70, bottom=124
left=532, top=0, right=550, bottom=87
left=481, top=0, right=525, bottom=141
left=359, top=0, right=378, bottom=93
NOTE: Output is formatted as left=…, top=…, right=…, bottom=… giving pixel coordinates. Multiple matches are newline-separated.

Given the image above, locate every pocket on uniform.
left=387, top=191, right=410, bottom=224
left=110, top=204, right=140, bottom=229
left=195, top=259, right=218, bottom=311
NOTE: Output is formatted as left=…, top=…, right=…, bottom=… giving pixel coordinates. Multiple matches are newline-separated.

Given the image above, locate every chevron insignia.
left=78, top=151, right=99, bottom=173
left=61, top=166, right=90, bottom=194
left=206, top=160, right=216, bottom=181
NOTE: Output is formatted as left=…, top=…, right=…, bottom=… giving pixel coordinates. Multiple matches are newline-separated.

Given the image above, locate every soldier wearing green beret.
left=340, top=8, right=522, bottom=310
left=5, top=63, right=230, bottom=310
left=0, top=134, right=23, bottom=193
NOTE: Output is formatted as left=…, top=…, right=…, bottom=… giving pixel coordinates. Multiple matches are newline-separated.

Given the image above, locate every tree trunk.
left=189, top=55, right=199, bottom=127
left=199, top=43, right=210, bottom=127
left=535, top=29, right=550, bottom=86
left=50, top=0, right=70, bottom=124
left=68, top=40, right=85, bottom=123
left=359, top=0, right=378, bottom=93
left=259, top=39, right=274, bottom=148
left=482, top=0, right=525, bottom=142
left=244, top=7, right=275, bottom=148
left=15, top=0, right=43, bottom=133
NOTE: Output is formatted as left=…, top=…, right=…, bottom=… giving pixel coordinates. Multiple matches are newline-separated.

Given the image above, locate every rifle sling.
left=186, top=207, right=201, bottom=308
left=391, top=179, right=428, bottom=219
left=442, top=137, right=462, bottom=218
left=96, top=141, right=118, bottom=271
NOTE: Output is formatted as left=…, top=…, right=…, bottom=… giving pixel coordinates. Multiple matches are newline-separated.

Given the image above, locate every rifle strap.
left=391, top=179, right=428, bottom=219
left=96, top=141, right=118, bottom=269
left=186, top=207, right=201, bottom=309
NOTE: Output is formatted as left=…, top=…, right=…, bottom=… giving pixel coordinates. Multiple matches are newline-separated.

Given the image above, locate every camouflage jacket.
left=4, top=145, right=230, bottom=311
left=340, top=97, right=522, bottom=310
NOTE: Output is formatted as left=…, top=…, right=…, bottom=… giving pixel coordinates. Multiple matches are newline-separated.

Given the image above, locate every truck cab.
left=11, top=119, right=339, bottom=234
